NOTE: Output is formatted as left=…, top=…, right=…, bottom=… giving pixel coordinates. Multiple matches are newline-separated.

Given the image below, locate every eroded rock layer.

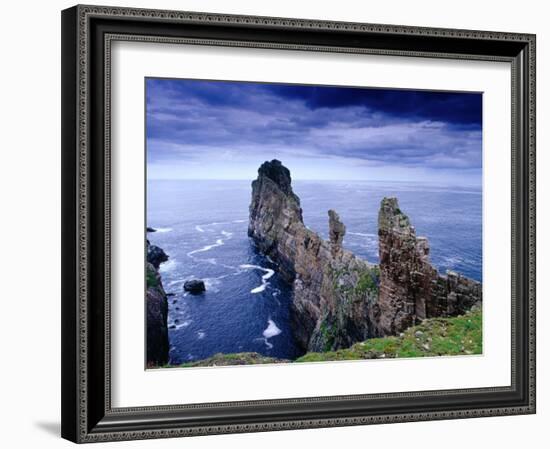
left=371, top=198, right=482, bottom=336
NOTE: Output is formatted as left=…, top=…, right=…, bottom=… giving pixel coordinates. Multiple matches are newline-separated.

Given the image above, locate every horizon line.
left=146, top=177, right=482, bottom=187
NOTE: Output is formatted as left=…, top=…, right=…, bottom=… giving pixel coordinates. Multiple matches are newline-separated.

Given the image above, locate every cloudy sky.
left=146, top=78, right=482, bottom=186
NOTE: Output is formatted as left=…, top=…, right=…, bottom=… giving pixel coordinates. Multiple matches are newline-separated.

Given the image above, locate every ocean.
left=147, top=179, right=482, bottom=364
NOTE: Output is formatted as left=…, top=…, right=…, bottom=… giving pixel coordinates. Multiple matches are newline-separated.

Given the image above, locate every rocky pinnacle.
left=372, top=197, right=482, bottom=336
left=248, top=160, right=482, bottom=352
left=328, top=209, right=346, bottom=249
left=248, top=160, right=377, bottom=351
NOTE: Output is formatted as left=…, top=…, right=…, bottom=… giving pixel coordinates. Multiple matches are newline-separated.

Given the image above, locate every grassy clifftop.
left=172, top=352, right=289, bottom=368
left=163, top=307, right=481, bottom=368
left=296, top=306, right=482, bottom=362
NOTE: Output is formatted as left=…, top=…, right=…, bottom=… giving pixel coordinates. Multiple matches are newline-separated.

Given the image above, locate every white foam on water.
left=195, top=225, right=205, bottom=233
left=167, top=278, right=193, bottom=287
left=155, top=227, right=173, bottom=233
left=261, top=319, right=282, bottom=349
left=262, top=269, right=275, bottom=281
left=233, top=219, right=247, bottom=223
left=188, top=239, right=224, bottom=256
left=159, top=258, right=177, bottom=273
left=250, top=284, right=268, bottom=294
left=203, top=276, right=226, bottom=292
left=197, top=331, right=206, bottom=340
left=168, top=320, right=192, bottom=331
left=239, top=264, right=275, bottom=293
left=263, top=319, right=282, bottom=339
left=221, top=230, right=233, bottom=238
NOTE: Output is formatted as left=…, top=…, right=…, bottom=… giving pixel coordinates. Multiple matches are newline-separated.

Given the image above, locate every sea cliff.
left=372, top=198, right=481, bottom=336
left=146, top=239, right=169, bottom=366
left=249, top=160, right=378, bottom=351
left=248, top=160, right=482, bottom=352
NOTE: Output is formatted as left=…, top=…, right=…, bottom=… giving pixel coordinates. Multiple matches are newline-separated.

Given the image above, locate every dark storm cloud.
left=146, top=78, right=482, bottom=170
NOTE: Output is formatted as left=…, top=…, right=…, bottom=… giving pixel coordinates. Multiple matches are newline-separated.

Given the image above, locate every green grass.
left=295, top=307, right=482, bottom=363
left=146, top=265, right=159, bottom=289
left=166, top=352, right=289, bottom=368
left=355, top=271, right=378, bottom=296
left=160, top=308, right=482, bottom=368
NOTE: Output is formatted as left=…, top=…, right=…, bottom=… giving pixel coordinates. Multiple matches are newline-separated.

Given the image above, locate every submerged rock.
left=147, top=226, right=157, bottom=233
left=184, top=279, right=206, bottom=294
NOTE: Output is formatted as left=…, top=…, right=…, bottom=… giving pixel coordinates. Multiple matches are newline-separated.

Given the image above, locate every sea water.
left=147, top=179, right=482, bottom=364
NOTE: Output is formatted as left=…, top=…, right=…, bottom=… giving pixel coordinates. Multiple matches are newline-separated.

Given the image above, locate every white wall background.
left=0, top=0, right=545, bottom=447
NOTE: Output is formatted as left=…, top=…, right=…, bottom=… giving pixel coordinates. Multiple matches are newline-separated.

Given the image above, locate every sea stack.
left=248, top=160, right=483, bottom=353
left=248, top=160, right=378, bottom=351
left=370, top=197, right=482, bottom=336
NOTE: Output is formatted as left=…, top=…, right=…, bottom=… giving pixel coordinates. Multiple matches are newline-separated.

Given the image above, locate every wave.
left=159, top=258, right=177, bottom=273
left=202, top=275, right=229, bottom=292
left=239, top=264, right=275, bottom=294
left=232, top=219, right=247, bottom=223
left=168, top=319, right=192, bottom=331
left=197, top=331, right=206, bottom=340
left=263, top=319, right=282, bottom=338
left=221, top=230, right=233, bottom=238
left=188, top=239, right=224, bottom=256
left=155, top=227, right=173, bottom=233
left=250, top=284, right=267, bottom=294
left=261, top=318, right=282, bottom=349
left=195, top=225, right=205, bottom=233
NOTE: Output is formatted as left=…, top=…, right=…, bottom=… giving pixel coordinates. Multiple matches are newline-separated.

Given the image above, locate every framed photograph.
left=61, top=4, right=536, bottom=443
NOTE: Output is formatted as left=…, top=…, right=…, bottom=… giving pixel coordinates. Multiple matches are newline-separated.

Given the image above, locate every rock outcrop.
left=146, top=240, right=169, bottom=366
left=147, top=242, right=168, bottom=269
left=248, top=160, right=482, bottom=353
left=248, top=160, right=378, bottom=351
left=184, top=279, right=206, bottom=294
left=370, top=198, right=482, bottom=336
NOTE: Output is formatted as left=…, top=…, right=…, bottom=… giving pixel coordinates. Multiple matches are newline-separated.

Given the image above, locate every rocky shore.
left=248, top=160, right=482, bottom=352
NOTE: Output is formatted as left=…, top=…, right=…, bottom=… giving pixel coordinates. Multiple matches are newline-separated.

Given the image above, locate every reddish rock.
left=371, top=197, right=481, bottom=336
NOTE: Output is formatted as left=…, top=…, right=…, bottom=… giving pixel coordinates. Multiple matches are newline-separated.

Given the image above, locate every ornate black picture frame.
left=61, top=4, right=536, bottom=443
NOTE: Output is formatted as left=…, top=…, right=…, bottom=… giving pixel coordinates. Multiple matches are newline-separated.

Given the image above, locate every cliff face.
left=249, top=160, right=378, bottom=351
left=248, top=160, right=482, bottom=353
left=370, top=198, right=482, bottom=336
left=146, top=241, right=169, bottom=366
